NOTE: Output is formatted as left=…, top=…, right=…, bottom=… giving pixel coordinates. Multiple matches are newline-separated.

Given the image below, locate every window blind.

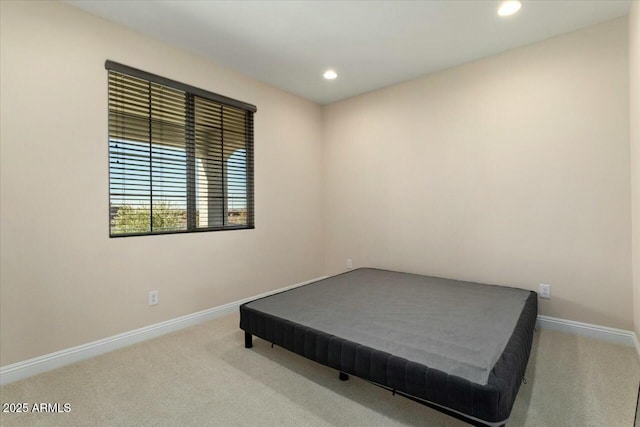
left=106, top=61, right=255, bottom=237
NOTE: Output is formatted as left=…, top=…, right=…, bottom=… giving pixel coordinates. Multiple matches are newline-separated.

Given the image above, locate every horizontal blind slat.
left=108, top=68, right=254, bottom=236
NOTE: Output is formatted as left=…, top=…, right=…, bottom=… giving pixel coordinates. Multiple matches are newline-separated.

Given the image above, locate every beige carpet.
left=1, top=313, right=638, bottom=427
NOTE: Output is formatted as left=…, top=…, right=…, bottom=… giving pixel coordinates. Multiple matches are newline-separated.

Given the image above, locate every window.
left=106, top=61, right=256, bottom=237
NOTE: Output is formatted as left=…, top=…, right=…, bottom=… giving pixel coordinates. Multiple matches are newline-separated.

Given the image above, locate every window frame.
left=106, top=61, right=256, bottom=238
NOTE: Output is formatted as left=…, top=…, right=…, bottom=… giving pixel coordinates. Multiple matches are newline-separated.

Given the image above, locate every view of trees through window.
left=108, top=65, right=254, bottom=237
left=110, top=142, right=248, bottom=235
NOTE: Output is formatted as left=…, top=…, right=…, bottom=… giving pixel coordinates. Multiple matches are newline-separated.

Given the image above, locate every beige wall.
left=323, top=18, right=632, bottom=329
left=1, top=1, right=636, bottom=368
left=631, top=2, right=640, bottom=337
left=0, top=1, right=324, bottom=365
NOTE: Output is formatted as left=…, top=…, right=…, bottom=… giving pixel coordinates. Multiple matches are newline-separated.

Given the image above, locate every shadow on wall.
left=536, top=295, right=633, bottom=331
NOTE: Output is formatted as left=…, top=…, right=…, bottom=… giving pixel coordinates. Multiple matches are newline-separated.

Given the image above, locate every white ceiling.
left=67, top=0, right=631, bottom=105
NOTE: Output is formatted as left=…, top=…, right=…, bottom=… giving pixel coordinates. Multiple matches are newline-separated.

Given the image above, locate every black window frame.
left=106, top=61, right=256, bottom=238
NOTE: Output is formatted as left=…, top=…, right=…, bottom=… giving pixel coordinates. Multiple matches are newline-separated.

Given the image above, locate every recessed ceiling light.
left=323, top=70, right=338, bottom=80
left=497, top=0, right=522, bottom=17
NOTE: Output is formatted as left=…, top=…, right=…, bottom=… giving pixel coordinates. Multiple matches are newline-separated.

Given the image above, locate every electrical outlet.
left=539, top=284, right=551, bottom=299
left=347, top=258, right=353, bottom=270
left=148, top=290, right=159, bottom=306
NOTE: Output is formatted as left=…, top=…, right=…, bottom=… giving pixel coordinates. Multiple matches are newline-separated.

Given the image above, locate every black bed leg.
left=339, top=372, right=349, bottom=381
left=244, top=332, right=253, bottom=348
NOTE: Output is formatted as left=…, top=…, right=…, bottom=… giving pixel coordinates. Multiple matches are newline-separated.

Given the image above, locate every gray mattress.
left=244, top=268, right=530, bottom=385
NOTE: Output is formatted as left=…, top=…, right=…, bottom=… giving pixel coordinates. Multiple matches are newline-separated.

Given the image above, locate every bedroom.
left=1, top=1, right=639, bottom=426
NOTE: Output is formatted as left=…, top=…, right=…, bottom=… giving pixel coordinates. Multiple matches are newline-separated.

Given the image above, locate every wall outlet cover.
left=539, top=284, right=551, bottom=299
left=148, top=290, right=159, bottom=306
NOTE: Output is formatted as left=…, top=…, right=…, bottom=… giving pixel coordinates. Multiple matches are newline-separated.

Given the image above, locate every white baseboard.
left=2, top=284, right=638, bottom=386
left=536, top=315, right=639, bottom=353
left=0, top=275, right=327, bottom=386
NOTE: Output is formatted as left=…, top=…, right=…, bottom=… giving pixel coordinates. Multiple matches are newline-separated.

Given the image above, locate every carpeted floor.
left=1, top=313, right=638, bottom=427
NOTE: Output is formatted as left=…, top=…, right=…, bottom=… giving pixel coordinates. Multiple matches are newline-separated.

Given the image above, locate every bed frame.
left=240, top=269, right=537, bottom=426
